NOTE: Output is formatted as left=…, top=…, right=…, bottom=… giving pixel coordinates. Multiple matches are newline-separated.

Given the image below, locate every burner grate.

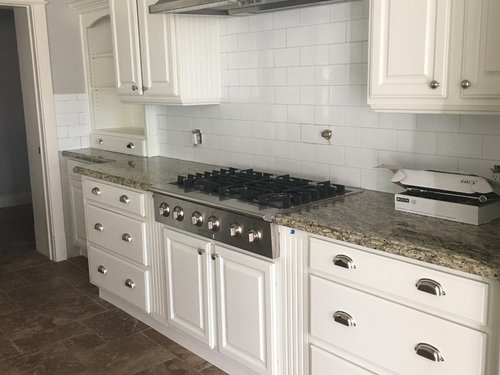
left=175, top=168, right=346, bottom=209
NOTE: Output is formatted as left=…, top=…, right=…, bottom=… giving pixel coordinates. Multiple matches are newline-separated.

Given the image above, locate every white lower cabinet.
left=84, top=177, right=152, bottom=313
left=163, top=228, right=278, bottom=375
left=310, top=345, right=375, bottom=375
left=310, top=275, right=486, bottom=375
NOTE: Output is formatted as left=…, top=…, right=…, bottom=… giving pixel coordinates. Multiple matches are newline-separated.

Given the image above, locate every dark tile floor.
left=0, top=205, right=227, bottom=375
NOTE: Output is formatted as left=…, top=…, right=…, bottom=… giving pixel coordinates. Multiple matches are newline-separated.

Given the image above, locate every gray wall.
left=0, top=9, right=31, bottom=196
left=46, top=0, right=86, bottom=94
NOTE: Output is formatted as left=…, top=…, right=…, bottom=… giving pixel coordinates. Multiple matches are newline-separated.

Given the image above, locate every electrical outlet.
left=492, top=165, right=500, bottom=181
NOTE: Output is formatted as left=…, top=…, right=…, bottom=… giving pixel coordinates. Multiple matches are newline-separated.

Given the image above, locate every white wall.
left=46, top=0, right=86, bottom=94
left=0, top=9, right=31, bottom=205
left=155, top=1, right=500, bottom=193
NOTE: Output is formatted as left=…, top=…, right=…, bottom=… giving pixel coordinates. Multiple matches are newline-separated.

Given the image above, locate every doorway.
left=0, top=1, right=67, bottom=262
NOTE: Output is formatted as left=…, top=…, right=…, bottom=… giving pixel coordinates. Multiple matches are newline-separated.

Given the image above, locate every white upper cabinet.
left=109, top=0, right=221, bottom=105
left=369, top=0, right=451, bottom=98
left=368, top=0, right=500, bottom=114
left=461, top=0, right=500, bottom=99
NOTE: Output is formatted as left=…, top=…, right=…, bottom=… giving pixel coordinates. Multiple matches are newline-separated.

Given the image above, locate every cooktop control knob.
left=191, top=211, right=203, bottom=227
left=172, top=206, right=184, bottom=221
left=248, top=229, right=261, bottom=243
left=229, top=223, right=242, bottom=237
left=207, top=216, right=220, bottom=232
left=159, top=202, right=170, bottom=217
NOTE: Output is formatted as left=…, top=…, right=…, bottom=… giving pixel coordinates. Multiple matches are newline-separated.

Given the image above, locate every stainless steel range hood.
left=149, top=0, right=359, bottom=16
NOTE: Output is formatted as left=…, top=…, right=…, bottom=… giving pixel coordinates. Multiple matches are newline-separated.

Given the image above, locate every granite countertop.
left=63, top=149, right=500, bottom=281
left=276, top=190, right=500, bottom=281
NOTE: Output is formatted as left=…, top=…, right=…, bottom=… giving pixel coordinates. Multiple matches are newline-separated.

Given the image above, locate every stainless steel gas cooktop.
left=152, top=168, right=351, bottom=258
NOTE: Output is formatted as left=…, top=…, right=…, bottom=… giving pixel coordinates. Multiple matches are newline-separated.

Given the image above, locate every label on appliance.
left=396, top=197, right=410, bottom=203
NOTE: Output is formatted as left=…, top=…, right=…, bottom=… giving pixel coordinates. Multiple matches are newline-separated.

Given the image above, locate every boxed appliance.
left=389, top=168, right=500, bottom=225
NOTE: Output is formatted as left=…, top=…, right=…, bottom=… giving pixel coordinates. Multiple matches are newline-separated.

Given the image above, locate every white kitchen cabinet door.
left=163, top=229, right=215, bottom=348
left=214, top=246, right=277, bottom=375
left=136, top=0, right=177, bottom=98
left=69, top=181, right=86, bottom=250
left=461, top=0, right=500, bottom=98
left=369, top=0, right=451, bottom=98
left=109, top=0, right=143, bottom=97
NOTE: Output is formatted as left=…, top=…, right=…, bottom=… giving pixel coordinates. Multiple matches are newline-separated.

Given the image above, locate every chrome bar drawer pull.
left=415, top=343, right=444, bottom=362
left=124, top=279, right=136, bottom=289
left=122, top=233, right=132, bottom=242
left=333, top=311, right=356, bottom=327
left=333, top=254, right=356, bottom=269
left=416, top=278, right=446, bottom=296
left=119, top=195, right=130, bottom=204
left=97, top=265, right=107, bottom=275
left=91, top=187, right=101, bottom=196
left=94, top=223, right=104, bottom=231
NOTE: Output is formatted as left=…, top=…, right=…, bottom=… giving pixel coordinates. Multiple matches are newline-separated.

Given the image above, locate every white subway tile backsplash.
left=287, top=26, right=315, bottom=47
left=152, top=1, right=499, bottom=190
left=361, top=128, right=397, bottom=150
left=55, top=93, right=90, bottom=151
left=397, top=130, right=437, bottom=154
left=288, top=105, right=315, bottom=124
left=483, top=135, right=500, bottom=160
left=416, top=114, right=460, bottom=132
left=300, top=45, right=330, bottom=66
left=314, top=106, right=343, bottom=125
left=344, top=106, right=377, bottom=127
left=300, top=86, right=330, bottom=105
left=314, top=22, right=346, bottom=45
left=437, top=133, right=483, bottom=158
left=287, top=67, right=315, bottom=86
left=300, top=5, right=330, bottom=25
left=460, top=115, right=500, bottom=135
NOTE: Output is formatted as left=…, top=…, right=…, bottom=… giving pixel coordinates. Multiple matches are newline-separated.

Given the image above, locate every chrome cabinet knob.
left=97, top=265, right=107, bottom=275
left=172, top=206, right=184, bottom=221
left=159, top=202, right=170, bottom=217
left=461, top=79, right=472, bottom=89
left=132, top=85, right=138, bottom=91
left=211, top=253, right=219, bottom=261
left=333, top=311, right=356, bottom=327
left=191, top=211, right=203, bottom=227
left=126, top=142, right=135, bottom=149
left=94, top=223, right=104, bottom=231
left=97, top=138, right=104, bottom=145
left=415, top=278, right=446, bottom=296
left=415, top=343, right=444, bottom=362
left=248, top=229, right=261, bottom=243
left=119, top=195, right=130, bottom=204
left=91, top=187, right=101, bottom=196
left=207, top=216, right=220, bottom=232
left=124, top=279, right=136, bottom=289
left=229, top=222, right=242, bottom=237
left=333, top=254, right=356, bottom=269
left=122, top=233, right=132, bottom=243
left=142, top=86, right=148, bottom=92
left=198, top=248, right=205, bottom=255
left=429, top=80, right=440, bottom=89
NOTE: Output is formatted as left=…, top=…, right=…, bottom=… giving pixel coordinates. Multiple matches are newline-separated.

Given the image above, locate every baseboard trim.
left=0, top=192, right=32, bottom=208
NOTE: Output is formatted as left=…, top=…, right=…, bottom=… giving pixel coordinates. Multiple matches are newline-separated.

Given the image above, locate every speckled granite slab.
left=276, top=190, right=500, bottom=281
left=63, top=149, right=500, bottom=281
left=62, top=149, right=223, bottom=191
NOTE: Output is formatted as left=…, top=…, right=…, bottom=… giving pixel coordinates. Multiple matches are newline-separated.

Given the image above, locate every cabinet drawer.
left=310, top=276, right=486, bottom=375
left=309, top=237, right=488, bottom=325
left=91, top=134, right=146, bottom=157
left=83, top=178, right=145, bottom=217
left=310, top=345, right=375, bottom=375
left=86, top=204, right=147, bottom=265
left=88, top=246, right=150, bottom=312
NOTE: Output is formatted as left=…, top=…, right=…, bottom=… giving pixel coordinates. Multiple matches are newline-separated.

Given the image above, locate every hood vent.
left=149, top=0, right=359, bottom=16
